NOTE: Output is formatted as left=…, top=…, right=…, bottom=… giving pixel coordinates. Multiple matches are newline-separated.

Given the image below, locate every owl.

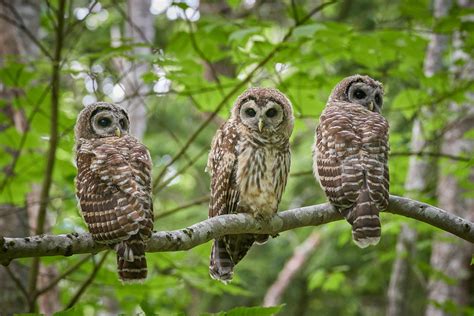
left=313, top=75, right=389, bottom=248
left=206, top=87, right=294, bottom=282
left=74, top=102, right=154, bottom=282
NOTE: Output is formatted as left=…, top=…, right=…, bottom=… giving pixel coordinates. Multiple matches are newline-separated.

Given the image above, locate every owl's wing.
left=274, top=145, right=291, bottom=206
left=76, top=137, right=152, bottom=243
left=207, top=122, right=240, bottom=218
left=315, top=106, right=362, bottom=210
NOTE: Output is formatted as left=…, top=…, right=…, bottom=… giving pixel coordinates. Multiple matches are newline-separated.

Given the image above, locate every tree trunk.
left=387, top=1, right=451, bottom=315
left=120, top=0, right=154, bottom=139
left=0, top=1, right=40, bottom=313
left=425, top=2, right=474, bottom=313
left=263, top=233, right=320, bottom=307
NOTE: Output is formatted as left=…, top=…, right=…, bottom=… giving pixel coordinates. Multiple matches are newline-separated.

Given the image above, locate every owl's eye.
left=98, top=117, right=111, bottom=127
left=119, top=119, right=128, bottom=129
left=354, top=89, right=366, bottom=99
left=245, top=108, right=256, bottom=117
left=374, top=94, right=382, bottom=105
left=266, top=108, right=277, bottom=118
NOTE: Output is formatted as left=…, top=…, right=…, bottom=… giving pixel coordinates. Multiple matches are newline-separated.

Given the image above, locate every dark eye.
left=119, top=119, right=128, bottom=129
left=245, top=108, right=256, bottom=117
left=374, top=94, right=382, bottom=105
left=98, top=117, right=111, bottom=127
left=266, top=108, right=277, bottom=118
left=354, top=89, right=366, bottom=99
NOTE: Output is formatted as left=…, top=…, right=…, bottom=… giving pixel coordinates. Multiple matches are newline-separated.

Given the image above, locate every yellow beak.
left=258, top=118, right=264, bottom=132
left=368, top=102, right=374, bottom=111
left=115, top=127, right=122, bottom=137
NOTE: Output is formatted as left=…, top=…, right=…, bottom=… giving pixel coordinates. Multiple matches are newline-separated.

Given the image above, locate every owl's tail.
left=115, top=234, right=147, bottom=283
left=210, top=238, right=234, bottom=283
left=350, top=184, right=381, bottom=248
left=209, top=235, right=255, bottom=283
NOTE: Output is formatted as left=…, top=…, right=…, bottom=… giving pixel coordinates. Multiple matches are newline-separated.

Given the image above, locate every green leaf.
left=391, top=89, right=429, bottom=118
left=308, top=269, right=326, bottom=291
left=322, top=271, right=346, bottom=291
left=229, top=27, right=262, bottom=42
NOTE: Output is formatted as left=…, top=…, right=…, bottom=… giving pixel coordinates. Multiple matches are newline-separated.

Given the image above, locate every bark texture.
left=387, top=1, right=451, bottom=315
left=0, top=196, right=473, bottom=262
left=425, top=1, right=474, bottom=314
left=263, top=233, right=320, bottom=307
left=426, top=103, right=474, bottom=315
left=121, top=0, right=154, bottom=139
left=0, top=1, right=40, bottom=314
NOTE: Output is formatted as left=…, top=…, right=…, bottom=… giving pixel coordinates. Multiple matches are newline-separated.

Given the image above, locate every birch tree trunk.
left=387, top=1, right=451, bottom=315
left=425, top=2, right=474, bottom=314
left=0, top=1, right=40, bottom=313
left=121, top=0, right=154, bottom=139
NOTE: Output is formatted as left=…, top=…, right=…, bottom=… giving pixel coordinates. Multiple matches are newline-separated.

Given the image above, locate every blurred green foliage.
left=0, top=0, right=472, bottom=315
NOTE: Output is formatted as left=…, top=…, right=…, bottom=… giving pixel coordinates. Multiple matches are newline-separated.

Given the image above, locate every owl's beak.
left=258, top=118, right=264, bottom=132
left=368, top=102, right=374, bottom=111
left=115, top=127, right=122, bottom=137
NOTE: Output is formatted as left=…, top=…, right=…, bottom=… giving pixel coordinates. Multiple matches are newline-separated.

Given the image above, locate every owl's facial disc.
left=239, top=100, right=283, bottom=133
left=90, top=107, right=129, bottom=138
left=347, top=82, right=383, bottom=113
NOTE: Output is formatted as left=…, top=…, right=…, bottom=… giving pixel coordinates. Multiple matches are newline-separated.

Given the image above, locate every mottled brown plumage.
left=75, top=102, right=153, bottom=282
left=207, top=87, right=294, bottom=282
left=313, top=75, right=389, bottom=248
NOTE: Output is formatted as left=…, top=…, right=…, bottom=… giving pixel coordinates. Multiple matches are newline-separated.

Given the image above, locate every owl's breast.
left=236, top=144, right=279, bottom=218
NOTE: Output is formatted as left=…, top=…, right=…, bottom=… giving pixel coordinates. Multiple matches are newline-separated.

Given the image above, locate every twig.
left=66, top=252, right=110, bottom=309
left=28, top=0, right=66, bottom=303
left=35, top=254, right=93, bottom=297
left=185, top=17, right=224, bottom=95
left=263, top=232, right=320, bottom=306
left=4, top=265, right=30, bottom=305
left=63, top=0, right=98, bottom=36
left=0, top=87, right=50, bottom=193
left=1, top=195, right=473, bottom=262
left=156, top=196, right=210, bottom=219
left=112, top=0, right=151, bottom=44
left=291, top=0, right=300, bottom=23
left=152, top=0, right=338, bottom=190
left=0, top=2, right=53, bottom=60
left=390, top=151, right=471, bottom=162
left=154, top=146, right=209, bottom=194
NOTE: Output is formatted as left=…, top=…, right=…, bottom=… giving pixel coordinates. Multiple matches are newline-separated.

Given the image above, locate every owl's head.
left=232, top=87, right=294, bottom=137
left=75, top=102, right=130, bottom=140
left=329, top=75, right=384, bottom=113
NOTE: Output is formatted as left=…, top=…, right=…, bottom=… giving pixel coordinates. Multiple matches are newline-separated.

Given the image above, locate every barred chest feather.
left=236, top=136, right=288, bottom=218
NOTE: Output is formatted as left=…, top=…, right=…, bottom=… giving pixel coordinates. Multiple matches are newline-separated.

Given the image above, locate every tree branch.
left=0, top=196, right=472, bottom=263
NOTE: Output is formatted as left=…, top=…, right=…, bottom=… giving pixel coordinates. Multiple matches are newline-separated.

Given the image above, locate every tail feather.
left=209, top=239, right=234, bottom=283
left=209, top=235, right=255, bottom=283
left=115, top=235, right=147, bottom=283
left=350, top=187, right=381, bottom=248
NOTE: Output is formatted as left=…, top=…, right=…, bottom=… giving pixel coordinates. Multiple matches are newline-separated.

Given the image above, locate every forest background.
left=0, top=0, right=473, bottom=315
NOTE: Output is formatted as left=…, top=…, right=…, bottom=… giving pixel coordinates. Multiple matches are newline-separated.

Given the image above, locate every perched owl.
left=313, top=75, right=389, bottom=248
left=74, top=102, right=154, bottom=282
left=206, top=87, right=294, bottom=282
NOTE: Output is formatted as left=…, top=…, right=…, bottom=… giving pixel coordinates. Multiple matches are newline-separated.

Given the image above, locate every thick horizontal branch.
left=0, top=195, right=472, bottom=263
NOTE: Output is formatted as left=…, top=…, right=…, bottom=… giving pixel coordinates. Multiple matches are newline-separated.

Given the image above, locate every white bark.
left=425, top=1, right=474, bottom=315
left=263, top=233, right=320, bottom=307
left=0, top=196, right=473, bottom=262
left=388, top=1, right=451, bottom=315
left=426, top=117, right=474, bottom=315
left=120, top=0, right=154, bottom=139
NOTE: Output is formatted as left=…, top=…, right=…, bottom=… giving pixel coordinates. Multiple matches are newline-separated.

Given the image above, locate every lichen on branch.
left=1, top=195, right=473, bottom=264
